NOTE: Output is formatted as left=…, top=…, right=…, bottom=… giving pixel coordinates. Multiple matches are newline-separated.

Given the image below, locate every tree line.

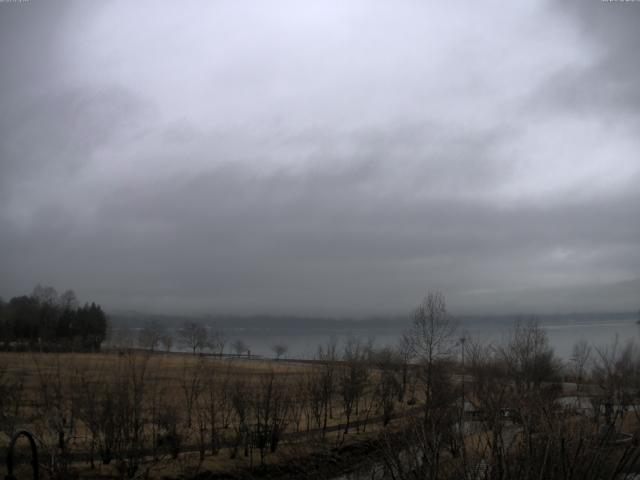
left=0, top=284, right=108, bottom=351
left=133, top=319, right=287, bottom=359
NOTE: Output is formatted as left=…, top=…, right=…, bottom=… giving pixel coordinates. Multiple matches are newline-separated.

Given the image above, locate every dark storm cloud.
left=1, top=0, right=639, bottom=315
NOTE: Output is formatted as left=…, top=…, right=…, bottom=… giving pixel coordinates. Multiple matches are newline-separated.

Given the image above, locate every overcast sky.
left=1, top=0, right=639, bottom=316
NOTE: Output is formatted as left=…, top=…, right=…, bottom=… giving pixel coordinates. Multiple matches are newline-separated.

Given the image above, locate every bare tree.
left=31, top=354, right=77, bottom=477
left=116, top=351, right=151, bottom=478
left=396, top=333, right=415, bottom=402
left=316, top=336, right=338, bottom=437
left=592, top=336, right=637, bottom=429
left=160, top=332, right=173, bottom=353
left=0, top=364, right=25, bottom=440
left=271, top=343, right=288, bottom=360
left=499, top=318, right=558, bottom=393
left=288, top=374, right=308, bottom=433
left=179, top=321, right=208, bottom=355
left=32, top=284, right=59, bottom=305
left=408, top=291, right=457, bottom=405
left=229, top=377, right=251, bottom=459
left=111, top=326, right=135, bottom=350
left=202, top=366, right=222, bottom=455
left=371, top=347, right=402, bottom=426
left=138, top=320, right=165, bottom=352
left=179, top=358, right=205, bottom=429
left=570, top=338, right=592, bottom=390
left=252, top=370, right=290, bottom=464
left=207, top=329, right=226, bottom=357
left=76, top=351, right=152, bottom=477
left=339, top=336, right=371, bottom=434
left=466, top=338, right=512, bottom=479
left=59, top=289, right=79, bottom=310
left=388, top=292, right=459, bottom=478
left=232, top=339, right=248, bottom=357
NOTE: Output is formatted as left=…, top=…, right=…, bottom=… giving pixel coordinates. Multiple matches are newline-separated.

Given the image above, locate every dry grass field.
left=0, top=350, right=414, bottom=479
left=2, top=320, right=636, bottom=480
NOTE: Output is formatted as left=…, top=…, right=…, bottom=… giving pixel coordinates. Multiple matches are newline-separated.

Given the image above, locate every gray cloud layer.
left=1, top=0, right=639, bottom=316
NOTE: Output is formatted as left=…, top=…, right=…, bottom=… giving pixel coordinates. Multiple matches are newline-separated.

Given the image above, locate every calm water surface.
left=213, top=316, right=640, bottom=360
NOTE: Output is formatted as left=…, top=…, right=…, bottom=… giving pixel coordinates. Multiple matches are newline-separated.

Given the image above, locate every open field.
left=0, top=349, right=417, bottom=479
left=3, top=318, right=640, bottom=480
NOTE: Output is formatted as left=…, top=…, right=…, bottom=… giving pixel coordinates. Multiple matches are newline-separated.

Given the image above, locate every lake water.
left=204, top=314, right=640, bottom=360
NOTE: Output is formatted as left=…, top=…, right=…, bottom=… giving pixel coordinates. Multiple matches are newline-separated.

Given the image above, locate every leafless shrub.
left=339, top=336, right=371, bottom=434
left=0, top=363, right=25, bottom=440
left=592, top=336, right=639, bottom=429
left=137, top=320, right=165, bottom=352
left=252, top=369, right=291, bottom=464
left=207, top=329, right=226, bottom=356
left=31, top=354, right=78, bottom=478
left=231, top=339, right=249, bottom=357
left=179, top=321, right=208, bottom=355
left=498, top=318, right=559, bottom=394
left=570, top=338, right=592, bottom=389
left=315, top=336, right=338, bottom=437
left=229, top=377, right=251, bottom=459
left=271, top=343, right=288, bottom=360
left=179, top=358, right=205, bottom=429
left=371, top=347, right=402, bottom=426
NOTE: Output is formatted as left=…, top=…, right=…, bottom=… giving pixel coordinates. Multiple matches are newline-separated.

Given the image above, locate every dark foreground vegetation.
left=2, top=291, right=640, bottom=479
left=0, top=285, right=108, bottom=352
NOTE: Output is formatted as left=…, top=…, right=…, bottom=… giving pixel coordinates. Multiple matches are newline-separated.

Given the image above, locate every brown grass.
left=0, top=351, right=409, bottom=479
